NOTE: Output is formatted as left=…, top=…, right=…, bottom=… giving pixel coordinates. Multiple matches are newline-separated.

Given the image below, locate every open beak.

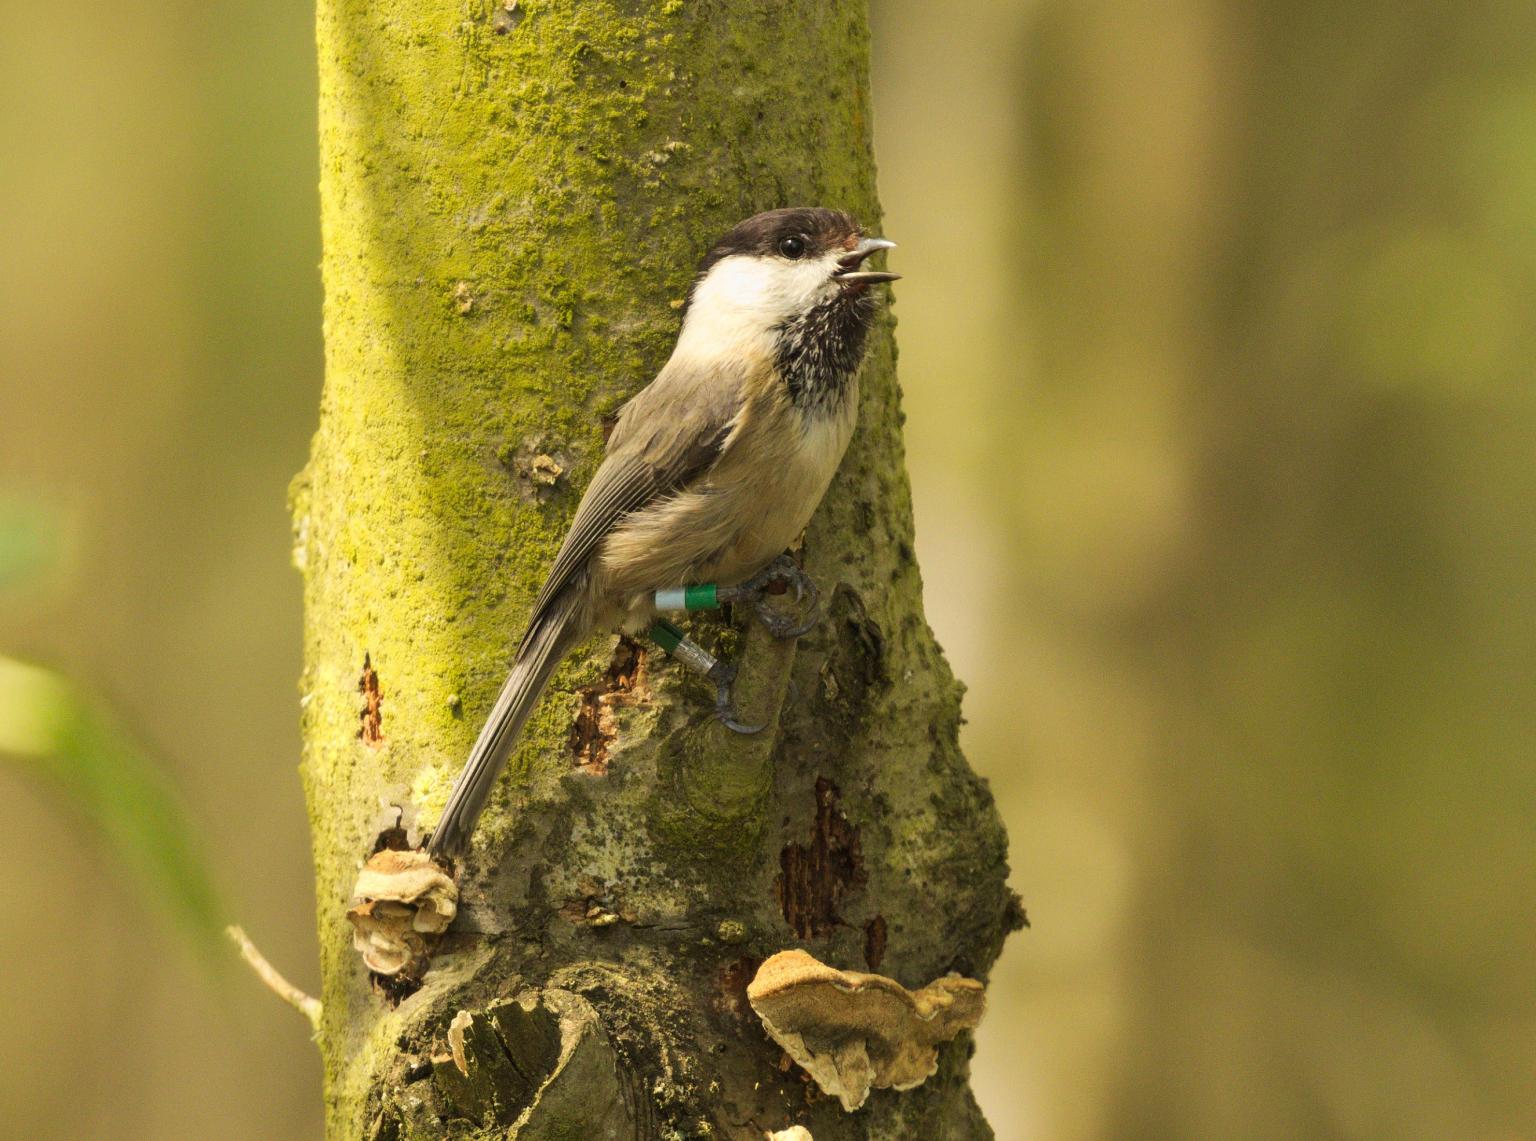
left=834, top=236, right=900, bottom=285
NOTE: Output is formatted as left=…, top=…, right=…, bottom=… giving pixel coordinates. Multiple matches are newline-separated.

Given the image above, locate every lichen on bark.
left=300, top=1, right=1019, bottom=1136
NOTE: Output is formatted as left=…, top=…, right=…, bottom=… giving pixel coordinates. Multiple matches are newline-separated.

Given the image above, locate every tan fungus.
left=746, top=949, right=986, bottom=1112
left=345, top=848, right=458, bottom=976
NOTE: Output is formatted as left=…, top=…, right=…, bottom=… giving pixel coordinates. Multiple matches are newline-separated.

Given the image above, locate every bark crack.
left=774, top=777, right=868, bottom=940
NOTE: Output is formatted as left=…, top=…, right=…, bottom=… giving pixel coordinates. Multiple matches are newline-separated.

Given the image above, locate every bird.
left=427, top=207, right=898, bottom=859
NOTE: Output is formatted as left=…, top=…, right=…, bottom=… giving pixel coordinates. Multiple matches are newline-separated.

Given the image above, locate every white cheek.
left=764, top=254, right=841, bottom=316
left=675, top=253, right=840, bottom=363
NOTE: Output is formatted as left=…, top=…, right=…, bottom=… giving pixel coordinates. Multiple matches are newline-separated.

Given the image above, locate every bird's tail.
left=428, top=589, right=584, bottom=858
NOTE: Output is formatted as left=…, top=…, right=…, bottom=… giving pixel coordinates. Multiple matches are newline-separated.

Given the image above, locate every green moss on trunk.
left=303, top=1, right=1016, bottom=1136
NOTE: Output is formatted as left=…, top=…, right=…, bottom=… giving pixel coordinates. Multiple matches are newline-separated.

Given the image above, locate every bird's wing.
left=523, top=361, right=743, bottom=630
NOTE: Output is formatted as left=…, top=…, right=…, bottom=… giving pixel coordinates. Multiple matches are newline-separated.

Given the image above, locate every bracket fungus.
left=346, top=848, right=458, bottom=976
left=746, top=949, right=986, bottom=1112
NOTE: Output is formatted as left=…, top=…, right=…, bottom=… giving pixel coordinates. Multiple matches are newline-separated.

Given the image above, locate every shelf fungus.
left=746, top=949, right=986, bottom=1112
left=346, top=849, right=458, bottom=976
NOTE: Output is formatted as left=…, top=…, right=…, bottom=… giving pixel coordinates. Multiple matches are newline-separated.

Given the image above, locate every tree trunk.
left=296, top=2, right=1018, bottom=1137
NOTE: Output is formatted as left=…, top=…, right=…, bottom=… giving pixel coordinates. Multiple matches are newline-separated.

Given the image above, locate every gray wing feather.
left=523, top=362, right=742, bottom=634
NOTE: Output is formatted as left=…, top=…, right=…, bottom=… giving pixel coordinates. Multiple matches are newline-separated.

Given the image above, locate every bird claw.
left=720, top=555, right=821, bottom=640
left=707, top=661, right=764, bottom=735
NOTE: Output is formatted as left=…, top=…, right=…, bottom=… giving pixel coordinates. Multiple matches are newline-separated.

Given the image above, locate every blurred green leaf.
left=0, top=655, right=226, bottom=961
left=0, top=498, right=59, bottom=590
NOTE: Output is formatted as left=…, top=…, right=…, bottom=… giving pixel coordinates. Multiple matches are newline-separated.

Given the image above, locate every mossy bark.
left=298, top=2, right=1018, bottom=1137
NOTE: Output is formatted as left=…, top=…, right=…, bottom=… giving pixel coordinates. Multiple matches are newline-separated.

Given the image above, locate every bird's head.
left=677, top=207, right=897, bottom=363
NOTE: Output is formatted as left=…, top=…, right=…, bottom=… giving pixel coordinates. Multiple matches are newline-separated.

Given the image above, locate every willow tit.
left=428, top=207, right=898, bottom=858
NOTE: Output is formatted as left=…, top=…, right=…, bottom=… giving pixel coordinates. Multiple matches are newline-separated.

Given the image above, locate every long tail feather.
left=428, top=590, right=583, bottom=858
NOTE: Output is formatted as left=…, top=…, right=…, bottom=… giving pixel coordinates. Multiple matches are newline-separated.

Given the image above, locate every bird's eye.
left=777, top=234, right=807, bottom=260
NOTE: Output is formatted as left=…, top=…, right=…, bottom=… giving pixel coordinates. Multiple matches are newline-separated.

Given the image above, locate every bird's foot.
left=706, top=660, right=764, bottom=735
left=717, top=555, right=820, bottom=639
left=648, top=619, right=763, bottom=735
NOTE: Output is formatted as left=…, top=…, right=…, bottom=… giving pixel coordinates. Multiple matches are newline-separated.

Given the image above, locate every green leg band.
left=654, top=583, right=720, bottom=612
left=648, top=619, right=718, bottom=677
left=649, top=618, right=684, bottom=653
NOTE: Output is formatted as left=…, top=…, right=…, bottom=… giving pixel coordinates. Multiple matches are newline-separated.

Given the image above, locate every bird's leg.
left=647, top=555, right=817, bottom=729
left=647, top=619, right=763, bottom=735
left=652, top=555, right=820, bottom=640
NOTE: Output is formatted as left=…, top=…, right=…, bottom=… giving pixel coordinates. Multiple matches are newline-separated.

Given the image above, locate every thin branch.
left=227, top=924, right=323, bottom=1032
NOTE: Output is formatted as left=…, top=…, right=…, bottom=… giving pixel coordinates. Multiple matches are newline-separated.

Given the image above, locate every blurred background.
left=3, top=0, right=1534, bottom=1137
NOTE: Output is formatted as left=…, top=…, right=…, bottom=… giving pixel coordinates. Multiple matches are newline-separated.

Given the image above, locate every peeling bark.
left=300, top=1, right=1019, bottom=1137
left=567, top=637, right=646, bottom=776
left=357, top=653, right=384, bottom=747
left=776, top=778, right=868, bottom=942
